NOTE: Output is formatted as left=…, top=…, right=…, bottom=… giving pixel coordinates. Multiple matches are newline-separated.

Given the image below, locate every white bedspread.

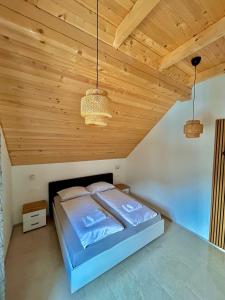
left=61, top=195, right=124, bottom=249
left=96, top=189, right=157, bottom=226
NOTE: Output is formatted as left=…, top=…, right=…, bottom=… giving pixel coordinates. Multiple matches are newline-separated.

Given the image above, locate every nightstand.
left=115, top=183, right=130, bottom=194
left=22, top=200, right=47, bottom=233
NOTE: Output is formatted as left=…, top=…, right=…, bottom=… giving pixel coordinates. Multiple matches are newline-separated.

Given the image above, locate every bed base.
left=53, top=204, right=164, bottom=294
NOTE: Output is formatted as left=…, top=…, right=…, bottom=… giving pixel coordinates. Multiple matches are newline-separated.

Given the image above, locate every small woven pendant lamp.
left=81, top=0, right=112, bottom=126
left=184, top=56, right=203, bottom=138
left=81, top=89, right=112, bottom=126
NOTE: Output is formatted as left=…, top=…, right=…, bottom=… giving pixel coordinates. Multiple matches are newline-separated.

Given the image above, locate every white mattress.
left=54, top=196, right=161, bottom=268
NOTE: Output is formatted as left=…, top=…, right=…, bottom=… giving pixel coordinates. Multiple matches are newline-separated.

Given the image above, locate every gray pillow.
left=57, top=186, right=90, bottom=201
left=86, top=181, right=115, bottom=194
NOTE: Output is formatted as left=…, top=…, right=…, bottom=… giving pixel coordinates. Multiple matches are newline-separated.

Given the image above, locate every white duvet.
left=61, top=195, right=124, bottom=249
left=96, top=189, right=157, bottom=226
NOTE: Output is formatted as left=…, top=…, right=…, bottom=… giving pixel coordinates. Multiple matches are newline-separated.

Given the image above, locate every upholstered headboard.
left=48, top=173, right=113, bottom=216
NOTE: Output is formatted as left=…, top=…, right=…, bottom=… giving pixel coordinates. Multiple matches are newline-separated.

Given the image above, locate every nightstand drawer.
left=23, top=209, right=46, bottom=222
left=23, top=209, right=46, bottom=232
left=23, top=216, right=46, bottom=232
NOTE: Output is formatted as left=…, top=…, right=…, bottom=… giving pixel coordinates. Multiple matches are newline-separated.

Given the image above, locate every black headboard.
left=48, top=173, right=113, bottom=216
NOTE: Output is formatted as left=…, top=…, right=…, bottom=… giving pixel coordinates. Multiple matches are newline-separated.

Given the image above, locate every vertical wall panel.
left=210, top=119, right=225, bottom=249
left=0, top=133, right=5, bottom=299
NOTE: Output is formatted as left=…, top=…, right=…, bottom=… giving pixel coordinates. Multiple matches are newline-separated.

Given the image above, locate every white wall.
left=1, top=129, right=13, bottom=255
left=12, top=158, right=126, bottom=224
left=126, top=74, right=225, bottom=240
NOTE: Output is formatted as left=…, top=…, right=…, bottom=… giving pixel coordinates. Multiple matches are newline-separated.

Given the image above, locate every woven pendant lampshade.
left=184, top=120, right=203, bottom=138
left=80, top=0, right=112, bottom=127
left=184, top=56, right=204, bottom=138
left=81, top=89, right=112, bottom=126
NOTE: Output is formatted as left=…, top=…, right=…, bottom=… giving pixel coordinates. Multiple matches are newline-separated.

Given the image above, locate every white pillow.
left=57, top=186, right=90, bottom=201
left=86, top=181, right=115, bottom=194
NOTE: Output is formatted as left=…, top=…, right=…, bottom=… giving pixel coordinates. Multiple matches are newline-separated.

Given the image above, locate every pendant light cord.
left=192, top=65, right=197, bottom=120
left=96, top=0, right=99, bottom=90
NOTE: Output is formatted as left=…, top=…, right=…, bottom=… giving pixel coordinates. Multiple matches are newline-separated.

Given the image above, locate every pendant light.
left=81, top=0, right=112, bottom=126
left=184, top=56, right=203, bottom=138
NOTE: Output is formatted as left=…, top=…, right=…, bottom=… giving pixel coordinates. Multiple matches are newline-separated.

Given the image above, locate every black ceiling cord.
left=192, top=65, right=197, bottom=120
left=191, top=56, right=201, bottom=121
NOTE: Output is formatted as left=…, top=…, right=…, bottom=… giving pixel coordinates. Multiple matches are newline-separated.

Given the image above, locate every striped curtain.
left=210, top=119, right=225, bottom=249
left=0, top=133, right=5, bottom=299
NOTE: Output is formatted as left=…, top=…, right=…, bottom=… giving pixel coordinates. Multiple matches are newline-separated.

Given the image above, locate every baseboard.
left=130, top=192, right=225, bottom=254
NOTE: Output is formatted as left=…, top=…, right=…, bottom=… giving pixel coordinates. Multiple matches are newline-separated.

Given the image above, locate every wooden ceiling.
left=0, top=0, right=225, bottom=165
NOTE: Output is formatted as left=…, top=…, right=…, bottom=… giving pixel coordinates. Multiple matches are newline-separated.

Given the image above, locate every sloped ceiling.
left=0, top=0, right=224, bottom=165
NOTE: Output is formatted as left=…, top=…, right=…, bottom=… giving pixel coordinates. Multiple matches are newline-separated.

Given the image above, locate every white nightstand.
left=115, top=183, right=130, bottom=194
left=22, top=200, right=47, bottom=233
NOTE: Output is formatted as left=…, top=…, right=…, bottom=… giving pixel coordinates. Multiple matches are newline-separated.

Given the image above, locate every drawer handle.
left=31, top=214, right=39, bottom=218
left=31, top=222, right=39, bottom=226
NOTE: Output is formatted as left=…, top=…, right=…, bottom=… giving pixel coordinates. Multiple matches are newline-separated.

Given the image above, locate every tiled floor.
left=5, top=219, right=225, bottom=300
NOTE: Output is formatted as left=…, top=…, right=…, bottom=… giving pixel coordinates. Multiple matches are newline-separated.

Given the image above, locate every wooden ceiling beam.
left=113, top=0, right=160, bottom=49
left=160, top=16, right=225, bottom=70
left=131, top=30, right=194, bottom=76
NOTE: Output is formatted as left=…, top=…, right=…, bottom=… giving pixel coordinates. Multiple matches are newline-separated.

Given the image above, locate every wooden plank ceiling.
left=0, top=0, right=225, bottom=165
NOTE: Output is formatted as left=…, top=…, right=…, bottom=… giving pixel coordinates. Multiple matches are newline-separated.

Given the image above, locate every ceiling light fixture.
left=184, top=56, right=203, bottom=138
left=81, top=0, right=112, bottom=126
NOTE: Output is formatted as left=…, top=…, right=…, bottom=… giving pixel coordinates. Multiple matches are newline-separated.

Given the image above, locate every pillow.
left=86, top=181, right=115, bottom=194
left=57, top=186, right=90, bottom=201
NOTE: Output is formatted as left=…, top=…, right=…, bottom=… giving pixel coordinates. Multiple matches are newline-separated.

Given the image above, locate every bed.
left=49, top=173, right=164, bottom=293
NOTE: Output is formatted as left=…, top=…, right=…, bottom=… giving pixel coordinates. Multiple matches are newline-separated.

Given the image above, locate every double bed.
left=49, top=173, right=164, bottom=293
